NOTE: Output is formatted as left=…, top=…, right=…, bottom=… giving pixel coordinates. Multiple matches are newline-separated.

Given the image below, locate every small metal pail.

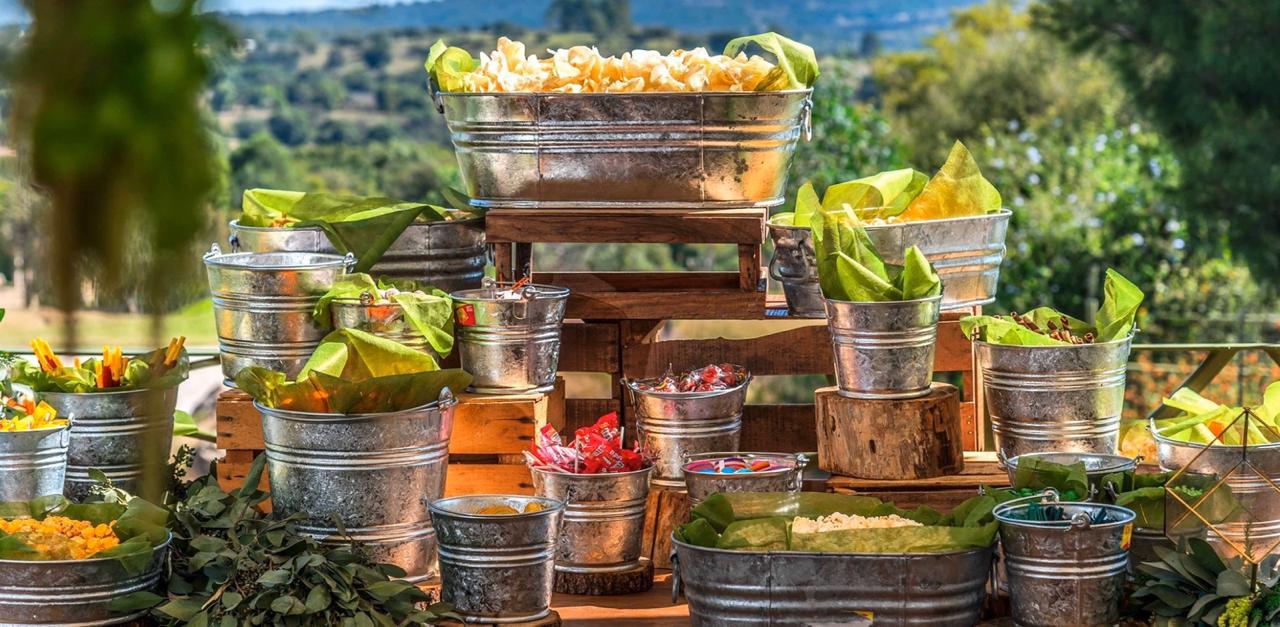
left=1151, top=425, right=1280, bottom=560
left=628, top=373, right=751, bottom=488
left=259, top=388, right=457, bottom=582
left=672, top=538, right=993, bottom=626
left=978, top=335, right=1132, bottom=459
left=434, top=90, right=813, bottom=210
left=0, top=536, right=168, bottom=626
left=996, top=497, right=1135, bottom=627
left=530, top=465, right=651, bottom=574
left=682, top=452, right=808, bottom=507
left=204, top=245, right=351, bottom=383
left=0, top=426, right=69, bottom=502
left=766, top=222, right=823, bottom=318
left=330, top=298, right=442, bottom=360
left=42, top=387, right=178, bottom=501
left=865, top=209, right=1011, bottom=310
left=229, top=218, right=487, bottom=293
left=1003, top=451, right=1140, bottom=487
left=826, top=296, right=941, bottom=400
left=451, top=282, right=569, bottom=394
left=430, top=495, right=565, bottom=624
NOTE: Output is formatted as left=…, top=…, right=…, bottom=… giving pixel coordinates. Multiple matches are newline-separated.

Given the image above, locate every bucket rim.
left=203, top=250, right=349, bottom=271
left=973, top=332, right=1135, bottom=351
left=0, top=532, right=171, bottom=567
left=993, top=502, right=1136, bottom=528
left=229, top=217, right=483, bottom=232
left=823, top=294, right=943, bottom=308
left=670, top=534, right=994, bottom=558
left=449, top=282, right=570, bottom=302
left=252, top=397, right=455, bottom=421
left=428, top=494, right=565, bottom=520
left=438, top=87, right=814, bottom=100
left=0, top=423, right=68, bottom=436
left=40, top=384, right=182, bottom=401
left=1005, top=451, right=1139, bottom=474
left=767, top=207, right=1013, bottom=233
left=528, top=464, right=655, bottom=480
left=625, top=370, right=752, bottom=399
left=682, top=451, right=803, bottom=477
left=1148, top=415, right=1280, bottom=452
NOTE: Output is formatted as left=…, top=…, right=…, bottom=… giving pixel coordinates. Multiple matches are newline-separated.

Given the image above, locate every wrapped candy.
left=686, top=456, right=783, bottom=474
left=635, top=363, right=748, bottom=394
left=525, top=411, right=651, bottom=474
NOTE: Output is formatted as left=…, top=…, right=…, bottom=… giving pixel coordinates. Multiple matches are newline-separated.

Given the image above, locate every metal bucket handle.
left=228, top=232, right=240, bottom=253
left=204, top=243, right=221, bottom=259
left=670, top=550, right=682, bottom=603
left=428, top=76, right=444, bottom=115
left=342, top=252, right=357, bottom=274
left=791, top=453, right=810, bottom=492
left=800, top=97, right=813, bottom=142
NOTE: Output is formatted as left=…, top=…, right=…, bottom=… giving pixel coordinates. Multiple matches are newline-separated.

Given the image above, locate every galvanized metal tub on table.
left=825, top=296, right=941, bottom=400
left=977, top=335, right=1132, bottom=459
left=0, top=537, right=168, bottom=626
left=204, top=247, right=350, bottom=383
left=672, top=539, right=993, bottom=626
left=330, top=298, right=442, bottom=360
left=43, top=387, right=178, bottom=501
left=259, top=389, right=457, bottom=582
left=530, top=465, right=651, bottom=574
left=995, top=500, right=1135, bottom=627
left=451, top=282, right=569, bottom=395
left=1151, top=426, right=1280, bottom=560
left=766, top=222, right=823, bottom=318
left=430, top=495, right=565, bottom=624
left=682, top=452, right=807, bottom=507
left=627, top=373, right=751, bottom=488
left=1003, top=451, right=1139, bottom=487
left=0, top=426, right=69, bottom=502
left=434, top=90, right=813, bottom=210
left=228, top=218, right=487, bottom=293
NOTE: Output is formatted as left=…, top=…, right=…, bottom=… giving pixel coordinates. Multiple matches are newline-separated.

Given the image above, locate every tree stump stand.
left=554, top=558, right=655, bottom=595
left=640, top=485, right=689, bottom=569
left=815, top=383, right=965, bottom=480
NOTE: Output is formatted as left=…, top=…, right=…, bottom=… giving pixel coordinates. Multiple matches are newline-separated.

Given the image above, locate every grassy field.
left=0, top=299, right=218, bottom=352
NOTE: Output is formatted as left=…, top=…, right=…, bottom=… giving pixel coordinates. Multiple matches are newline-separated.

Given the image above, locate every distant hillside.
left=222, top=0, right=987, bottom=52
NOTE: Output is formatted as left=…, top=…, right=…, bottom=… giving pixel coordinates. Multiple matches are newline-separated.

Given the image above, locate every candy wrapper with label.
left=635, top=363, right=748, bottom=394
left=526, top=411, right=651, bottom=474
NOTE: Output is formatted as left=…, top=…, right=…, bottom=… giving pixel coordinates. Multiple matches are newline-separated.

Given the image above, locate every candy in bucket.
left=525, top=412, right=651, bottom=474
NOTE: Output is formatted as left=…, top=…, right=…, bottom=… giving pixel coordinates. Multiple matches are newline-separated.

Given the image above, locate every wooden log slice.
left=815, top=383, right=964, bottom=480
left=640, top=486, right=689, bottom=569
left=554, top=558, right=655, bottom=595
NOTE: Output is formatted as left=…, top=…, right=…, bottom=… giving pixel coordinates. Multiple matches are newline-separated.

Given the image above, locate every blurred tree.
left=1036, top=0, right=1280, bottom=286
left=546, top=0, right=631, bottom=36
left=858, top=32, right=882, bottom=58
left=362, top=33, right=393, bottom=69
left=324, top=47, right=345, bottom=70
left=267, top=107, right=310, bottom=146
left=229, top=132, right=302, bottom=205
left=315, top=118, right=363, bottom=145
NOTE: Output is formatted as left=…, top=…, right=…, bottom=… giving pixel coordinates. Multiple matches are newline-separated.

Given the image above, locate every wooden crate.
left=486, top=208, right=767, bottom=320
left=215, top=379, right=565, bottom=499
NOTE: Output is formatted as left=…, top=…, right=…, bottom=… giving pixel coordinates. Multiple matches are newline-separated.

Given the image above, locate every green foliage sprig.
left=112, top=454, right=456, bottom=626
left=1131, top=538, right=1280, bottom=626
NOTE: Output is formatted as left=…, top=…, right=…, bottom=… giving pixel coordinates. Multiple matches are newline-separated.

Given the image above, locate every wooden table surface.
left=554, top=572, right=688, bottom=626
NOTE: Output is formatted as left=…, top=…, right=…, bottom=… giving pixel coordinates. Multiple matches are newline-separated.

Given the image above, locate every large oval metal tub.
left=434, top=90, right=812, bottom=210
left=229, top=218, right=487, bottom=293
left=259, top=390, right=457, bottom=582
left=672, top=539, right=992, bottom=626
left=0, top=538, right=168, bottom=626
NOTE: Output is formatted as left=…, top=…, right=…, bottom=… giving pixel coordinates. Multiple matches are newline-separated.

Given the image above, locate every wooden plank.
left=486, top=208, right=765, bottom=245
left=216, top=381, right=566, bottom=455
left=739, top=404, right=818, bottom=452
left=623, top=319, right=973, bottom=377
left=825, top=451, right=1003, bottom=492
left=565, top=398, right=621, bottom=434
left=737, top=243, right=762, bottom=291
left=562, top=288, right=767, bottom=321
left=535, top=271, right=743, bottom=292
left=559, top=322, right=619, bottom=373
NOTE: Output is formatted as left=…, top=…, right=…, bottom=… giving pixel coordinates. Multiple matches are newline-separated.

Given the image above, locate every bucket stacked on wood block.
left=452, top=282, right=570, bottom=395
left=203, top=246, right=351, bottom=382
left=259, top=388, right=457, bottom=582
left=825, top=296, right=942, bottom=400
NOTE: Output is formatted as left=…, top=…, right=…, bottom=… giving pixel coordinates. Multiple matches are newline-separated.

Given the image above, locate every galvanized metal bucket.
left=0, top=536, right=168, bottom=626
left=1151, top=425, right=1280, bottom=560
left=672, top=538, right=993, bottom=626
left=451, top=282, right=570, bottom=394
left=995, top=497, right=1135, bottom=627
left=826, top=296, right=941, bottom=400
left=204, top=245, right=352, bottom=383
left=865, top=209, right=1011, bottom=310
left=229, top=218, right=487, bottom=293
left=433, top=90, right=813, bottom=210
left=259, top=388, right=457, bottom=582
left=766, top=222, right=824, bottom=318
left=0, top=426, right=69, bottom=502
left=978, top=335, right=1132, bottom=459
left=682, top=452, right=808, bottom=507
left=430, top=495, right=565, bottom=624
left=42, top=387, right=178, bottom=501
left=330, top=297, right=441, bottom=360
left=627, top=372, right=751, bottom=489
left=530, top=465, right=652, bottom=574
left=1003, top=451, right=1140, bottom=486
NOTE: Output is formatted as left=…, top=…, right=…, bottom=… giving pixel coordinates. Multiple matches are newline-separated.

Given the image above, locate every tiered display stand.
left=213, top=207, right=1010, bottom=622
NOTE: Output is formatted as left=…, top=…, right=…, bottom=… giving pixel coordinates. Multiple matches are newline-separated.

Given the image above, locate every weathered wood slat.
left=486, top=208, right=766, bottom=245
left=558, top=322, right=620, bottom=373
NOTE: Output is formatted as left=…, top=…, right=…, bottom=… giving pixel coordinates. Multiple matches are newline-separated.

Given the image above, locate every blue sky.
left=0, top=0, right=415, bottom=22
